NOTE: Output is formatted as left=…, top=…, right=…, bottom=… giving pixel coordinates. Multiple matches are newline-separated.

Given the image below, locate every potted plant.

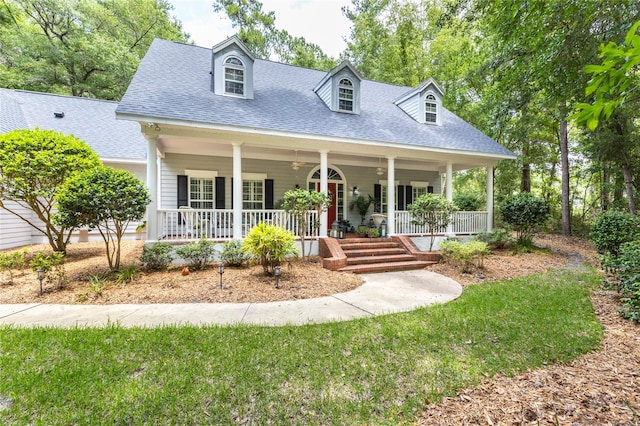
left=355, top=225, right=369, bottom=237
left=349, top=194, right=375, bottom=225
left=366, top=227, right=380, bottom=238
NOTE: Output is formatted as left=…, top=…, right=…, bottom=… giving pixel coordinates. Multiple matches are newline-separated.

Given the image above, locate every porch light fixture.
left=331, top=220, right=340, bottom=238
left=274, top=265, right=281, bottom=288
left=218, top=262, right=224, bottom=289
left=36, top=269, right=45, bottom=296
left=352, top=186, right=359, bottom=196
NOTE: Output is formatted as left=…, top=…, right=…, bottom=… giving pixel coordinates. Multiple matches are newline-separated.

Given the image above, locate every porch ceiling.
left=143, top=122, right=505, bottom=172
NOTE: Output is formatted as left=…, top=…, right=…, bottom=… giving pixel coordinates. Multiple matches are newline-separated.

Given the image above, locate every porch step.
left=326, top=236, right=436, bottom=274
left=342, top=247, right=408, bottom=257
left=338, top=260, right=434, bottom=274
left=346, top=254, right=417, bottom=265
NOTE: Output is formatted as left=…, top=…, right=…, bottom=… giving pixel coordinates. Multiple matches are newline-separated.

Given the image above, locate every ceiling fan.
left=291, top=150, right=308, bottom=170
left=376, top=158, right=386, bottom=176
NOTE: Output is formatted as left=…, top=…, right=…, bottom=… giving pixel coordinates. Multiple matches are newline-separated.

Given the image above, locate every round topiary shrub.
left=499, top=192, right=550, bottom=251
left=591, top=210, right=640, bottom=256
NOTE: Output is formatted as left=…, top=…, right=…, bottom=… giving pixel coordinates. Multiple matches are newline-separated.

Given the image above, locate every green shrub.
left=141, top=242, right=174, bottom=270
left=220, top=240, right=248, bottom=266
left=88, top=275, right=108, bottom=297
left=602, top=240, right=640, bottom=321
left=591, top=210, right=640, bottom=256
left=453, top=193, right=483, bottom=211
left=242, top=222, right=299, bottom=275
left=29, top=251, right=67, bottom=288
left=499, top=193, right=550, bottom=251
left=474, top=229, right=514, bottom=250
left=439, top=239, right=489, bottom=273
left=0, top=249, right=27, bottom=283
left=175, top=238, right=216, bottom=270
left=408, top=194, right=457, bottom=251
left=116, top=264, right=137, bottom=285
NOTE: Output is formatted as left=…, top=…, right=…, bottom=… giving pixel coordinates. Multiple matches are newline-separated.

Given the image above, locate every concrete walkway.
left=0, top=270, right=462, bottom=328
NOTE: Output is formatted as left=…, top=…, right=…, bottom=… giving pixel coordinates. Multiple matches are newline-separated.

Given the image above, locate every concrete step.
left=338, top=260, right=435, bottom=274
left=342, top=247, right=408, bottom=257
left=346, top=254, right=417, bottom=265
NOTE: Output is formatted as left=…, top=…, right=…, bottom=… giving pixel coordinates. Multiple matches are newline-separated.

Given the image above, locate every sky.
left=170, top=0, right=352, bottom=58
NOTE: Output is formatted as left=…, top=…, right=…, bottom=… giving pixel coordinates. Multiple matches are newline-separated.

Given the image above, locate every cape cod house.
left=115, top=36, right=515, bottom=262
left=0, top=89, right=147, bottom=250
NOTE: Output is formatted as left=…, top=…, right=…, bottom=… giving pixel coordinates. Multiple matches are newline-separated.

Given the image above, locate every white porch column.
left=445, top=162, right=453, bottom=202
left=232, top=143, right=243, bottom=239
left=387, top=157, right=396, bottom=235
left=319, top=150, right=329, bottom=237
left=486, top=165, right=494, bottom=232
left=145, top=136, right=159, bottom=241
left=445, top=162, right=454, bottom=235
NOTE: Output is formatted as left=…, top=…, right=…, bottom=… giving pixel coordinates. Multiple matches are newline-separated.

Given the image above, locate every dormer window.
left=338, top=78, right=354, bottom=112
left=425, top=94, right=437, bottom=123
left=224, top=57, right=245, bottom=96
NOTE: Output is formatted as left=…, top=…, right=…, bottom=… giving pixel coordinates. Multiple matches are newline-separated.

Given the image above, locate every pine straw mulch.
left=419, top=235, right=640, bottom=426
left=0, top=241, right=363, bottom=304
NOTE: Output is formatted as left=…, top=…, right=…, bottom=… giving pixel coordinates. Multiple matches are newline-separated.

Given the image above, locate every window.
left=425, top=94, right=437, bottom=123
left=243, top=180, right=263, bottom=210
left=411, top=181, right=429, bottom=200
left=380, top=185, right=399, bottom=214
left=338, top=78, right=354, bottom=112
left=190, top=177, right=214, bottom=209
left=224, top=57, right=244, bottom=95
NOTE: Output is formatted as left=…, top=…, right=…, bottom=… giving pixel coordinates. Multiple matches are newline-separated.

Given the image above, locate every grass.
left=0, top=268, right=603, bottom=425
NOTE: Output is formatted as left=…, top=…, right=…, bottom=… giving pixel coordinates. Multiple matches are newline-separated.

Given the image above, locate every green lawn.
left=0, top=269, right=603, bottom=425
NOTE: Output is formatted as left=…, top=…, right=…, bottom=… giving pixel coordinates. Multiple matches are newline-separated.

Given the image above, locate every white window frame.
left=425, top=94, right=437, bottom=124
left=186, top=170, right=218, bottom=209
left=379, top=180, right=399, bottom=214
left=242, top=173, right=266, bottom=210
left=411, top=181, right=429, bottom=201
left=338, top=78, right=354, bottom=112
left=224, top=56, right=245, bottom=96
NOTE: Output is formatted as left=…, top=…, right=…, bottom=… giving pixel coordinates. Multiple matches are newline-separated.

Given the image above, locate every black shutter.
left=374, top=184, right=382, bottom=212
left=231, top=177, right=233, bottom=206
left=265, top=179, right=274, bottom=209
left=177, top=175, right=188, bottom=207
left=406, top=185, right=413, bottom=206
left=215, top=177, right=225, bottom=209
left=397, top=185, right=405, bottom=210
left=427, top=186, right=434, bottom=194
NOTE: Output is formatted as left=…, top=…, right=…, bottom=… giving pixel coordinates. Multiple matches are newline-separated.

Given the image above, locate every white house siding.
left=0, top=201, right=34, bottom=250
left=396, top=93, right=421, bottom=122
left=315, top=82, right=332, bottom=109
left=160, top=153, right=442, bottom=227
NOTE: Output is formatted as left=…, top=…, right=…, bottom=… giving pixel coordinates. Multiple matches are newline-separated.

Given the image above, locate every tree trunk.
left=601, top=164, right=610, bottom=211
left=521, top=162, right=531, bottom=192
left=559, top=113, right=571, bottom=235
left=622, top=160, right=637, bottom=215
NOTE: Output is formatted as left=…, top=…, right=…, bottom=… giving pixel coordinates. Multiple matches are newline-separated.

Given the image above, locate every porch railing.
left=158, top=209, right=318, bottom=241
left=395, top=211, right=488, bottom=236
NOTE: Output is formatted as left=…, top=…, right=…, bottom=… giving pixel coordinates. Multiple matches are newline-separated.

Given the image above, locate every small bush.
left=474, top=229, right=514, bottom=250
left=29, top=251, right=67, bottom=288
left=141, top=242, right=174, bottom=270
left=88, top=275, right=108, bottom=297
left=439, top=239, right=489, bottom=273
left=453, top=193, right=483, bottom=211
left=220, top=240, right=248, bottom=266
left=591, top=210, right=640, bottom=256
left=499, top=193, right=550, bottom=251
left=0, top=249, right=27, bottom=283
left=242, top=222, right=299, bottom=275
left=175, top=238, right=216, bottom=270
left=602, top=240, right=640, bottom=321
left=116, top=264, right=137, bottom=285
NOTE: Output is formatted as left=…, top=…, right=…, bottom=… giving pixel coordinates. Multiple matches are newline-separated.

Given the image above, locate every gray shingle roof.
left=0, top=89, right=146, bottom=161
left=117, top=38, right=514, bottom=158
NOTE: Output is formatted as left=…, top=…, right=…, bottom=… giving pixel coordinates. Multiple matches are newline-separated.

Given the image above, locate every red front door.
left=318, top=182, right=337, bottom=233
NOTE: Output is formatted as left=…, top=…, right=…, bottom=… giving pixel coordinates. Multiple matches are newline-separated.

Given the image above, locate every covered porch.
left=143, top=122, right=501, bottom=247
